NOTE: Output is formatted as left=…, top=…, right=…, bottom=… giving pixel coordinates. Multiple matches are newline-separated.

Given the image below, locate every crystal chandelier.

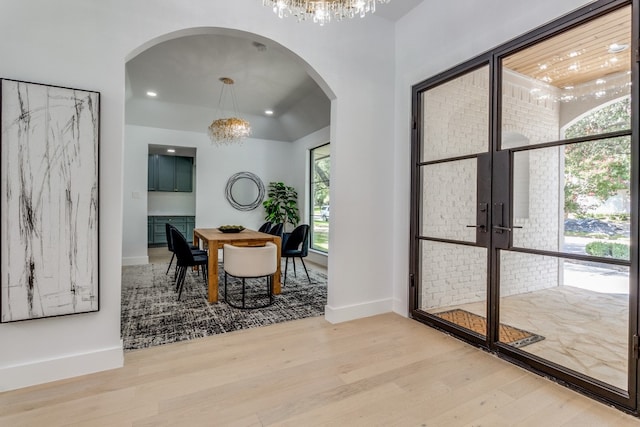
left=208, top=77, right=251, bottom=146
left=263, top=0, right=391, bottom=26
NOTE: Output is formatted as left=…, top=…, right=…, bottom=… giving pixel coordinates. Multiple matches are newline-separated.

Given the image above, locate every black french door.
left=410, top=0, right=639, bottom=411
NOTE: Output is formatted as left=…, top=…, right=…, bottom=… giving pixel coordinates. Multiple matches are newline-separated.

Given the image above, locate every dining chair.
left=282, top=224, right=311, bottom=286
left=165, top=223, right=207, bottom=275
left=258, top=221, right=272, bottom=232
left=268, top=222, right=284, bottom=238
left=223, top=242, right=277, bottom=309
left=171, top=227, right=208, bottom=300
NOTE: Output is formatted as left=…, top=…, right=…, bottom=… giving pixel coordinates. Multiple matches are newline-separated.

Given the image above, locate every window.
left=310, top=143, right=330, bottom=252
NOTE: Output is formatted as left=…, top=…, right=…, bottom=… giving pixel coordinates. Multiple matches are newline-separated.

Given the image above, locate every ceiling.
left=503, top=5, right=631, bottom=89
left=125, top=0, right=424, bottom=142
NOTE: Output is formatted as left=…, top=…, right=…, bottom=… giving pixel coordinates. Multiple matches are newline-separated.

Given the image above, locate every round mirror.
left=225, top=172, right=265, bottom=211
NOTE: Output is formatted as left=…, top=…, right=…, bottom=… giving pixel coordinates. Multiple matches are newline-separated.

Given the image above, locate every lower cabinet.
left=148, top=216, right=196, bottom=245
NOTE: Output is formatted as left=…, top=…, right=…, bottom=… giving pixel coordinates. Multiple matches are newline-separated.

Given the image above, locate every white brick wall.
left=420, top=69, right=561, bottom=311
left=420, top=241, right=488, bottom=311
left=422, top=159, right=477, bottom=243
left=502, top=71, right=560, bottom=295
left=423, top=66, right=489, bottom=162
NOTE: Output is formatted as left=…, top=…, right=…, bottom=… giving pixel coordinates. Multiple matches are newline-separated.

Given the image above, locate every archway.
left=121, top=27, right=333, bottom=350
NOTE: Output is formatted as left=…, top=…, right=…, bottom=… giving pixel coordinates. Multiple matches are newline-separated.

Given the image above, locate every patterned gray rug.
left=121, top=262, right=327, bottom=351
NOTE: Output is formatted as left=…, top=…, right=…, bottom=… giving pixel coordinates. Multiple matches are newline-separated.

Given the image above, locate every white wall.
left=392, top=0, right=594, bottom=316
left=148, top=191, right=197, bottom=216
left=0, top=0, right=395, bottom=390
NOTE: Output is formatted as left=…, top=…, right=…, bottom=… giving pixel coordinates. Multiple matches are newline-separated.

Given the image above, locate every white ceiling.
left=125, top=0, right=423, bottom=142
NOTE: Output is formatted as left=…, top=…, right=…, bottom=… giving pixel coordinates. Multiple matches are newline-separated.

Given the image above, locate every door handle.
left=492, top=225, right=523, bottom=232
left=466, top=224, right=487, bottom=232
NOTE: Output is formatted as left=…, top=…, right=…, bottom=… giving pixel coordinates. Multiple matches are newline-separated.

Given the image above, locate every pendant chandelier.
left=263, top=0, right=391, bottom=26
left=208, top=77, right=251, bottom=146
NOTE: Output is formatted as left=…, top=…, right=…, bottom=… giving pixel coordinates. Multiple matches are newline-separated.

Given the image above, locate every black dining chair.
left=165, top=223, right=207, bottom=276
left=258, top=221, right=272, bottom=233
left=268, top=222, right=284, bottom=238
left=282, top=224, right=310, bottom=286
left=171, top=227, right=208, bottom=300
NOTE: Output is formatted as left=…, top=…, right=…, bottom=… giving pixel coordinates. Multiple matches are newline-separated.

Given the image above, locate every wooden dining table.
left=193, top=228, right=281, bottom=303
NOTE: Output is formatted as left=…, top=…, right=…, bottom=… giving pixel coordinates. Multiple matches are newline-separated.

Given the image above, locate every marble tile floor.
left=427, top=285, right=629, bottom=390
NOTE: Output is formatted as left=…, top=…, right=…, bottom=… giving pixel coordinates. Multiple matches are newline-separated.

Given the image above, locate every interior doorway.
left=410, top=0, right=638, bottom=412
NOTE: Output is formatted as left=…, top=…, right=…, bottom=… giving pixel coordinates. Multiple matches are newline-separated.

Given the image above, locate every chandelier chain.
left=209, top=77, right=251, bottom=146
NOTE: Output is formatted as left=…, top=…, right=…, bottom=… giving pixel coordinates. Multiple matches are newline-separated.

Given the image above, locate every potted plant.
left=263, top=182, right=300, bottom=230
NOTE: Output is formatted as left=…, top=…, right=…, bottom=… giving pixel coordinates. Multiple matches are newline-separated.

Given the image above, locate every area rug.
left=433, top=309, right=545, bottom=348
left=121, top=262, right=327, bottom=351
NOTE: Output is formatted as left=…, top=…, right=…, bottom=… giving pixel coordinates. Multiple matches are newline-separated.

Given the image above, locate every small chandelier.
left=208, top=77, right=251, bottom=146
left=263, top=0, right=391, bottom=26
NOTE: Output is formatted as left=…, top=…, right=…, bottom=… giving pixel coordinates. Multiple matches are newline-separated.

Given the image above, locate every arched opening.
left=121, top=27, right=333, bottom=351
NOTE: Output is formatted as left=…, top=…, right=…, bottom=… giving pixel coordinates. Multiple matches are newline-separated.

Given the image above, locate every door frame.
left=409, top=0, right=639, bottom=413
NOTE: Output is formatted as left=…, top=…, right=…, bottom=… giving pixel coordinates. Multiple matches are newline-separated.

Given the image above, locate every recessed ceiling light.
left=608, top=43, right=629, bottom=54
left=568, top=51, right=579, bottom=58
left=167, top=149, right=175, bottom=153
left=539, top=64, right=548, bottom=71
left=146, top=91, right=157, bottom=97
left=265, top=110, right=274, bottom=116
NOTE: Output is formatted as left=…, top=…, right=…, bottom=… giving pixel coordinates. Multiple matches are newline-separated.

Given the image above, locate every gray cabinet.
left=148, top=217, right=153, bottom=245
left=186, top=217, right=195, bottom=245
left=148, top=154, right=193, bottom=192
left=148, top=155, right=157, bottom=191
left=175, top=156, right=193, bottom=192
left=148, top=216, right=196, bottom=246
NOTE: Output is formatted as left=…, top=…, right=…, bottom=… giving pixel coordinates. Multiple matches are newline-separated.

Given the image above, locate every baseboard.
left=0, top=343, right=124, bottom=392
left=122, top=256, right=149, bottom=266
left=392, top=297, right=409, bottom=318
left=324, top=298, right=392, bottom=324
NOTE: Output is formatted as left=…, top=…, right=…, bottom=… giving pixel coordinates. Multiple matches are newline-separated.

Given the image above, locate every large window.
left=310, top=143, right=330, bottom=252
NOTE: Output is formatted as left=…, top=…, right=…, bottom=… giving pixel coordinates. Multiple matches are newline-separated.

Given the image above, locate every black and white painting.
left=1, top=79, right=99, bottom=322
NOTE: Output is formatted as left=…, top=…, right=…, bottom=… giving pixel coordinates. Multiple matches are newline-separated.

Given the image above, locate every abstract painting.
left=1, top=79, right=99, bottom=322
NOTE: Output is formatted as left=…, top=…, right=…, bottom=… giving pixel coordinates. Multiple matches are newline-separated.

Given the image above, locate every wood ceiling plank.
left=502, top=6, right=631, bottom=88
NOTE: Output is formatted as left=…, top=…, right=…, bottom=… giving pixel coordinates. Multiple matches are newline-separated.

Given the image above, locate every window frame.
left=309, top=143, right=330, bottom=253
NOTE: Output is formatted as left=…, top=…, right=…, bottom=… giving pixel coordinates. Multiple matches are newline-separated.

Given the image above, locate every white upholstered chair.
left=223, top=242, right=277, bottom=309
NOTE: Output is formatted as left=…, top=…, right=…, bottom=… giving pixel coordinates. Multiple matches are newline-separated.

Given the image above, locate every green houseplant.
left=263, top=182, right=300, bottom=228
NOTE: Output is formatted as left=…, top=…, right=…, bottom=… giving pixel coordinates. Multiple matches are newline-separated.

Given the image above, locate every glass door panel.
left=501, top=5, right=632, bottom=146
left=421, top=159, right=478, bottom=243
left=500, top=251, right=629, bottom=390
left=421, top=65, right=489, bottom=162
left=511, top=137, right=631, bottom=255
left=421, top=241, right=487, bottom=332
left=417, top=64, right=490, bottom=338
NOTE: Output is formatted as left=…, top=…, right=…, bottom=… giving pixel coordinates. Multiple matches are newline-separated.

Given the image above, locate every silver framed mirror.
left=225, top=171, right=265, bottom=211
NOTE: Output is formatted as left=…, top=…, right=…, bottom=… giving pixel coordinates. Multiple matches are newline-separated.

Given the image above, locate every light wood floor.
left=1, top=314, right=638, bottom=426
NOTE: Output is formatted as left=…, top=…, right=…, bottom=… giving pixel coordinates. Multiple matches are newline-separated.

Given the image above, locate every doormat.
left=433, top=309, right=545, bottom=348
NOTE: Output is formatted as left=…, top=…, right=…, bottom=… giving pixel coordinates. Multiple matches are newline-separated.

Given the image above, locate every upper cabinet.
left=148, top=154, right=193, bottom=192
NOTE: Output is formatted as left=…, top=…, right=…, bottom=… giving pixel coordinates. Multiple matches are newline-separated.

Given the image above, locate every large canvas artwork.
left=1, top=79, right=99, bottom=322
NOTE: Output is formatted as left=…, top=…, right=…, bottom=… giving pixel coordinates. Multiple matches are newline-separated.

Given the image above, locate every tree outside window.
left=310, top=143, right=330, bottom=252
